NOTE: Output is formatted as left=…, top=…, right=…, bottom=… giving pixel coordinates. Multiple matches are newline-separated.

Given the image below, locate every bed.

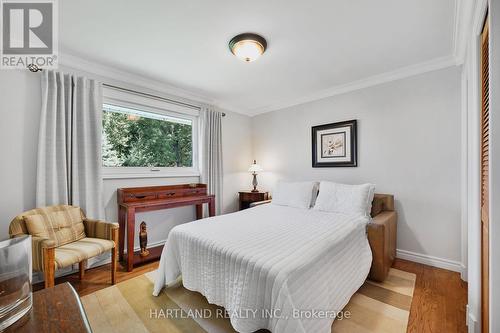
left=153, top=192, right=397, bottom=333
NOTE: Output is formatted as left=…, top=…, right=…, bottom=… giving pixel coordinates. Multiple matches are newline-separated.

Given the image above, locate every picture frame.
left=311, top=119, right=357, bottom=167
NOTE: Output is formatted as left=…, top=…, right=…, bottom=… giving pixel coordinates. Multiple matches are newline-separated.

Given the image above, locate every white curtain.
left=36, top=70, right=105, bottom=219
left=200, top=105, right=223, bottom=215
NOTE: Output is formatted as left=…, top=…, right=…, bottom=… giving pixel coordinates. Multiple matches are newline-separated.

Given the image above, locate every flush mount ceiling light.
left=229, top=33, right=267, bottom=62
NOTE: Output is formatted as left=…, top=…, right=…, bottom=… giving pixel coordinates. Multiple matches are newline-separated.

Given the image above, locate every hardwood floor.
left=393, top=259, right=468, bottom=333
left=33, top=260, right=160, bottom=297
left=34, top=258, right=468, bottom=332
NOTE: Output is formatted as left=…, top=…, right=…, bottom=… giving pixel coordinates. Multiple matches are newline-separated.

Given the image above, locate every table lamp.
left=248, top=160, right=263, bottom=192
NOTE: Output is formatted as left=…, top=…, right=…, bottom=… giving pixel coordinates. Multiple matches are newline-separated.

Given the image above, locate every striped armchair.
left=9, top=205, right=119, bottom=288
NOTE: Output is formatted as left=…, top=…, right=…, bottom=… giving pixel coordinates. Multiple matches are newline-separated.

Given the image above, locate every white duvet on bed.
left=153, top=204, right=372, bottom=333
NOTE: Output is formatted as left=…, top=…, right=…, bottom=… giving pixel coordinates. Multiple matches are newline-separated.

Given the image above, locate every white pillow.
left=272, top=181, right=319, bottom=209
left=313, top=181, right=376, bottom=216
left=366, top=184, right=376, bottom=216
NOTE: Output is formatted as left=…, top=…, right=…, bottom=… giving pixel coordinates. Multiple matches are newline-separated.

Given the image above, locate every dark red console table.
left=117, top=183, right=215, bottom=271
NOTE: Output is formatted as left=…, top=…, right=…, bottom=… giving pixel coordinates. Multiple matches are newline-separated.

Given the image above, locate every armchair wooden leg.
left=79, top=260, right=87, bottom=280
left=43, top=247, right=55, bottom=288
left=111, top=228, right=118, bottom=285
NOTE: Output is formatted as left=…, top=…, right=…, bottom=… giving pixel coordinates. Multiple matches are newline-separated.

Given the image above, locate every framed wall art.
left=311, top=119, right=357, bottom=167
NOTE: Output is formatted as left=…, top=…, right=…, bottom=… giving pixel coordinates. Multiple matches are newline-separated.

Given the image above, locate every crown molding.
left=57, top=51, right=461, bottom=118
left=58, top=51, right=216, bottom=107
left=58, top=51, right=254, bottom=116
left=242, top=55, right=459, bottom=116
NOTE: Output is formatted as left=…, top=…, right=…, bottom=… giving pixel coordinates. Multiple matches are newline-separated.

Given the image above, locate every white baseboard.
left=467, top=307, right=479, bottom=333
left=396, top=249, right=464, bottom=273
left=461, top=263, right=468, bottom=281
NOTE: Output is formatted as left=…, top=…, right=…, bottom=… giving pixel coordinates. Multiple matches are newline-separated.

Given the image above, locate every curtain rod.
left=101, top=84, right=227, bottom=117
left=27, top=64, right=225, bottom=116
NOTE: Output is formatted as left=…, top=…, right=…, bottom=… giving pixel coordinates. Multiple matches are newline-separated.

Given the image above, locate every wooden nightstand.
left=239, top=191, right=269, bottom=210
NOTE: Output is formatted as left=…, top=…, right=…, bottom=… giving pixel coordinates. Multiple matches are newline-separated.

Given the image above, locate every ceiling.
left=60, top=0, right=457, bottom=116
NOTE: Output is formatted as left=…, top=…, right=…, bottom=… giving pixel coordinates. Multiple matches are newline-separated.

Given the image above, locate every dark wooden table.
left=118, top=184, right=216, bottom=271
left=239, top=191, right=269, bottom=210
left=6, top=282, right=91, bottom=333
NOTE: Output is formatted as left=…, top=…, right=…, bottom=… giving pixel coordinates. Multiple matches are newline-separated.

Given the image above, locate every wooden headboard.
left=370, top=193, right=395, bottom=217
left=368, top=193, right=397, bottom=282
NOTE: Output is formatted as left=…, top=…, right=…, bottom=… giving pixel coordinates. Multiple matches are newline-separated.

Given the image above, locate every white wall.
left=0, top=70, right=252, bottom=250
left=252, top=66, right=463, bottom=266
left=222, top=111, right=254, bottom=213
left=0, top=70, right=40, bottom=237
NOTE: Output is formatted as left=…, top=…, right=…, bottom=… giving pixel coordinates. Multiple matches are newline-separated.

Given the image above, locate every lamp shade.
left=248, top=160, right=263, bottom=173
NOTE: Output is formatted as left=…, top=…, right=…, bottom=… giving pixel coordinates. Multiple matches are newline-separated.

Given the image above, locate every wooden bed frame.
left=250, top=193, right=397, bottom=282
left=367, top=194, right=397, bottom=282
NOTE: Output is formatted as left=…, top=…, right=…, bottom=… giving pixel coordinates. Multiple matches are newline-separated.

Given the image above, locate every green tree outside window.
left=102, top=105, right=193, bottom=168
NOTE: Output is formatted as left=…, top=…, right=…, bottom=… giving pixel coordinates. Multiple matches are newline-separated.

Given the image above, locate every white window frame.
left=102, top=87, right=200, bottom=179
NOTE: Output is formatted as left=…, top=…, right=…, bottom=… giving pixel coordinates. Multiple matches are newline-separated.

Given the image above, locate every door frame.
left=464, top=0, right=489, bottom=332
left=479, top=15, right=489, bottom=333
left=487, top=1, right=500, bottom=332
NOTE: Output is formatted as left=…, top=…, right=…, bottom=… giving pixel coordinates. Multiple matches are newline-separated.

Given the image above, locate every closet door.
left=480, top=16, right=489, bottom=333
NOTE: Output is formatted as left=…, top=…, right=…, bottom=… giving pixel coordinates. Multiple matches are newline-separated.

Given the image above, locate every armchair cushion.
left=54, top=237, right=114, bottom=269
left=24, top=206, right=86, bottom=247
left=83, top=219, right=119, bottom=241
left=9, top=205, right=83, bottom=238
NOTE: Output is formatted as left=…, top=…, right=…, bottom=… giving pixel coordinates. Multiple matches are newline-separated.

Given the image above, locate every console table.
left=117, top=183, right=215, bottom=271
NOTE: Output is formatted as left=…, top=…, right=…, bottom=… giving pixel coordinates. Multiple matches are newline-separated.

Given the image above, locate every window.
left=101, top=89, right=199, bottom=178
